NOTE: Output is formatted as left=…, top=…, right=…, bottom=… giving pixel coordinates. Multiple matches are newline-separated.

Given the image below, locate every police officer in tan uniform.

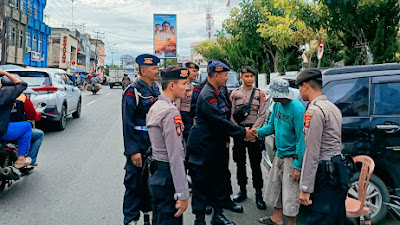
left=230, top=66, right=267, bottom=209
left=176, top=62, right=199, bottom=142
left=296, top=69, right=347, bottom=225
left=146, top=65, right=190, bottom=225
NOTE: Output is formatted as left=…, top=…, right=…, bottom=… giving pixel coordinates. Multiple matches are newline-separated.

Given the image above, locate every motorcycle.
left=0, top=141, right=34, bottom=191
left=86, top=83, right=102, bottom=95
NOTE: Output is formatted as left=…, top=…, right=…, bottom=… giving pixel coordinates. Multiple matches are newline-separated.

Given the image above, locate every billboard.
left=154, top=14, right=177, bottom=58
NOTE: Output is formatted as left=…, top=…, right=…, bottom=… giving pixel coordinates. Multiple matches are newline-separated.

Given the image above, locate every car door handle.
left=377, top=124, right=400, bottom=133
left=377, top=125, right=399, bottom=130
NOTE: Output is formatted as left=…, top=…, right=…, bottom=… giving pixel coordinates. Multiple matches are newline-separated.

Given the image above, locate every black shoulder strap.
left=248, top=88, right=256, bottom=106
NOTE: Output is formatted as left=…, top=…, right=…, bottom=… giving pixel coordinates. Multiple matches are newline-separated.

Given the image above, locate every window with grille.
left=18, top=30, right=23, bottom=48
left=26, top=32, right=31, bottom=49
left=33, top=34, right=37, bottom=51
left=9, top=27, right=16, bottom=45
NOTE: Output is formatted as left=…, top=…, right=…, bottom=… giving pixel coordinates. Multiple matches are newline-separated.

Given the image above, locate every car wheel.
left=56, top=105, right=67, bottom=131
left=348, top=173, right=390, bottom=224
left=72, top=100, right=81, bottom=118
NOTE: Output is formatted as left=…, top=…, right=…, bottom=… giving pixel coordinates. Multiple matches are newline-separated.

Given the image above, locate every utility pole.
left=1, top=0, right=7, bottom=65
left=92, top=30, right=104, bottom=73
left=71, top=0, right=74, bottom=30
left=111, top=50, right=117, bottom=66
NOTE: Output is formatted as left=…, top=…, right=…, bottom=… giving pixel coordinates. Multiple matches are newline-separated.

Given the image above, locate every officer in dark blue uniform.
left=187, top=62, right=255, bottom=225
left=122, top=54, right=160, bottom=225
left=190, top=60, right=242, bottom=215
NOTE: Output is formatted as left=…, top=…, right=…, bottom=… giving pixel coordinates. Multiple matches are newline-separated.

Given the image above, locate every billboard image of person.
left=154, top=14, right=177, bottom=58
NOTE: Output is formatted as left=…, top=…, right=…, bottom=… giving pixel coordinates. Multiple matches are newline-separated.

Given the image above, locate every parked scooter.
left=0, top=141, right=34, bottom=191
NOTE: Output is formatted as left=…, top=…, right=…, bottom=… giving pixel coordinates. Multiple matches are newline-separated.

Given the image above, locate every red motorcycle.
left=0, top=141, right=34, bottom=191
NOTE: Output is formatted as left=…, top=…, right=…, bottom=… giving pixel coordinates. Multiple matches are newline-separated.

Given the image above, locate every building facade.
left=0, top=1, right=29, bottom=65
left=23, top=0, right=51, bottom=67
left=47, top=28, right=78, bottom=72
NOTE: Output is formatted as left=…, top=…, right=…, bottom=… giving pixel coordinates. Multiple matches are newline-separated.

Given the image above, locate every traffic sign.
left=317, top=42, right=324, bottom=60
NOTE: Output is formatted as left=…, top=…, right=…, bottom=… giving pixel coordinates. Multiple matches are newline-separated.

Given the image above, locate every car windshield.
left=11, top=71, right=51, bottom=87
left=226, top=72, right=239, bottom=87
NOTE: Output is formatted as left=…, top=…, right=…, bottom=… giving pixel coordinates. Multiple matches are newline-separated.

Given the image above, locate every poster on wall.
left=154, top=14, right=177, bottom=58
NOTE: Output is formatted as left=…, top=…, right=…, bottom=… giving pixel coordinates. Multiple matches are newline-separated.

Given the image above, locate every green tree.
left=194, top=40, right=226, bottom=61
left=321, top=0, right=400, bottom=65
left=105, top=65, right=119, bottom=76
left=166, top=58, right=178, bottom=66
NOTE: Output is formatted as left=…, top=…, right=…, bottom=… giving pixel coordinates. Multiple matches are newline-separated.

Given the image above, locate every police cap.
left=185, top=62, right=199, bottom=70
left=161, top=66, right=189, bottom=80
left=295, top=68, right=322, bottom=85
left=241, top=66, right=257, bottom=76
left=135, top=54, right=160, bottom=66
left=207, top=59, right=218, bottom=66
left=208, top=61, right=230, bottom=73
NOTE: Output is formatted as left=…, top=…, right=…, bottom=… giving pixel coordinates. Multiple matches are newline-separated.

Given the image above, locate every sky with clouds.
left=44, top=0, right=240, bottom=65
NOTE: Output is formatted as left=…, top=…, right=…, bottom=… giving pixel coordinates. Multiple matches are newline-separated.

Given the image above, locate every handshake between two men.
left=244, top=128, right=259, bottom=142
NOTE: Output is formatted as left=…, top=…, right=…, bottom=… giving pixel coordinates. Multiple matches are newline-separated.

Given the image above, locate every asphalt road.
left=0, top=87, right=397, bottom=225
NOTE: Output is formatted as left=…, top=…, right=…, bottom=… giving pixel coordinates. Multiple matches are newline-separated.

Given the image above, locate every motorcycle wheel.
left=0, top=179, right=7, bottom=192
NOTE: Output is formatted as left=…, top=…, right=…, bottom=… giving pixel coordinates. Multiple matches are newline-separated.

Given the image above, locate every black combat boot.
left=221, top=199, right=243, bottom=213
left=255, top=189, right=266, bottom=210
left=211, top=209, right=236, bottom=225
left=194, top=214, right=206, bottom=225
left=233, top=187, right=247, bottom=202
left=143, top=213, right=151, bottom=225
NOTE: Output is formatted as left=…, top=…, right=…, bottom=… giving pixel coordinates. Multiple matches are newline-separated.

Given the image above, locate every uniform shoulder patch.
left=261, top=92, right=267, bottom=102
left=304, top=112, right=313, bottom=128
left=126, top=92, right=135, bottom=98
left=193, top=88, right=201, bottom=93
left=209, top=98, right=218, bottom=104
left=174, top=116, right=183, bottom=136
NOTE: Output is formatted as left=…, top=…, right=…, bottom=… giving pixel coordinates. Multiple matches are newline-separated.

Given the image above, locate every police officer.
left=190, top=60, right=243, bottom=214
left=147, top=66, right=190, bottom=225
left=122, top=74, right=131, bottom=90
left=187, top=61, right=256, bottom=225
left=230, top=66, right=267, bottom=209
left=296, top=69, right=347, bottom=225
left=122, top=54, right=160, bottom=225
left=176, top=62, right=199, bottom=142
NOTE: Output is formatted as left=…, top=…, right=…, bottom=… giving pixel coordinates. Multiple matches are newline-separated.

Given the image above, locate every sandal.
left=14, top=157, right=32, bottom=169
left=258, top=217, right=282, bottom=225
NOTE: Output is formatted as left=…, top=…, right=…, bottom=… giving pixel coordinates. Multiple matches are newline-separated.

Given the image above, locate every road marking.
left=106, top=92, right=111, bottom=96
left=86, top=100, right=96, bottom=106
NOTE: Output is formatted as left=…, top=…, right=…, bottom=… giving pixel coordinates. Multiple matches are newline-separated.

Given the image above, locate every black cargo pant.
left=149, top=161, right=183, bottom=225
left=180, top=111, right=192, bottom=143
left=305, top=166, right=347, bottom=225
left=189, top=158, right=227, bottom=215
left=233, top=138, right=264, bottom=190
left=123, top=156, right=152, bottom=225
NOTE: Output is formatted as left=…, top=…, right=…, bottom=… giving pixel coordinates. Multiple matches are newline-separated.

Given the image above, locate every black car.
left=263, top=64, right=400, bottom=224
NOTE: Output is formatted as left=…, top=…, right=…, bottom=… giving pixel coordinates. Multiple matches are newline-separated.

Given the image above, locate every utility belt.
left=151, top=160, right=170, bottom=171
left=316, top=154, right=355, bottom=191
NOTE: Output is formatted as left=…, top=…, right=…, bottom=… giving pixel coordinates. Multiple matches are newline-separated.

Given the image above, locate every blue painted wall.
left=23, top=0, right=51, bottom=67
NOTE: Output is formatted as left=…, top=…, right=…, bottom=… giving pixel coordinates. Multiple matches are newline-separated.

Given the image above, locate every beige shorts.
left=264, top=156, right=300, bottom=217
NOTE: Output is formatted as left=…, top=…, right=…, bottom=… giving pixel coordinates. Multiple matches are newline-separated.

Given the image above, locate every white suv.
left=7, top=68, right=82, bottom=131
